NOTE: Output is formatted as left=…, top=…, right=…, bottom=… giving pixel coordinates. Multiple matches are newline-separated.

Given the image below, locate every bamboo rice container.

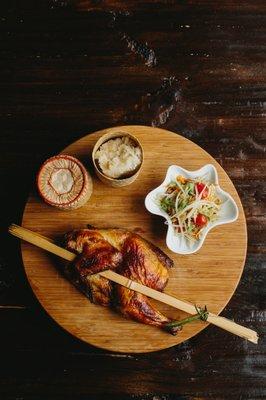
left=37, top=154, right=93, bottom=210
left=92, top=131, right=144, bottom=187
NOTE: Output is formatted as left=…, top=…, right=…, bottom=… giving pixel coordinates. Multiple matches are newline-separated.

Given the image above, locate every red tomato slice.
left=196, top=182, right=208, bottom=199
left=195, top=213, right=208, bottom=227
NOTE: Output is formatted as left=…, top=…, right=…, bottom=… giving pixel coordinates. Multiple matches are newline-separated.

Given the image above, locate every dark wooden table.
left=0, top=1, right=265, bottom=399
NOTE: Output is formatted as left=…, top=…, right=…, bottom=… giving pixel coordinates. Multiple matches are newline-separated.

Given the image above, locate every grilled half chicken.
left=62, top=227, right=180, bottom=335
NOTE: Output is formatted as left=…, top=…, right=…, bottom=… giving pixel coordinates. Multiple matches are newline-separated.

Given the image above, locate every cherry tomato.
left=195, top=213, right=208, bottom=227
left=196, top=182, right=208, bottom=199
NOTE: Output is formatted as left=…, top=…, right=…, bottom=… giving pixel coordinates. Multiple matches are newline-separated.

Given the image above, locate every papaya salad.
left=159, top=175, right=221, bottom=242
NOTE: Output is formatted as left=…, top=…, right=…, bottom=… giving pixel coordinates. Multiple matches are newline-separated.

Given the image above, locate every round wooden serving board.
left=22, top=126, right=247, bottom=353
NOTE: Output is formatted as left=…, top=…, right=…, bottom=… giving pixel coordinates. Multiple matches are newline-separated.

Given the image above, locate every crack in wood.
left=120, top=33, right=157, bottom=67
left=0, top=305, right=27, bottom=309
left=135, top=77, right=206, bottom=138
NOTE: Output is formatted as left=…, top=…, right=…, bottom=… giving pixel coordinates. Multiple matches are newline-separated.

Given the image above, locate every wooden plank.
left=0, top=1, right=265, bottom=397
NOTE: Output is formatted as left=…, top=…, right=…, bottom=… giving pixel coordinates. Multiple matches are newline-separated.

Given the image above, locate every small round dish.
left=92, top=131, right=143, bottom=187
left=145, top=164, right=239, bottom=255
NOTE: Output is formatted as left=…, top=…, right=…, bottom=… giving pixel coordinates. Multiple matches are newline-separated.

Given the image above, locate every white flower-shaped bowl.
left=145, top=164, right=239, bottom=255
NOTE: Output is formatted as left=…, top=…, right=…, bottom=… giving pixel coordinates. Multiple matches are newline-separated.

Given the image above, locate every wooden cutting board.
left=21, top=125, right=247, bottom=353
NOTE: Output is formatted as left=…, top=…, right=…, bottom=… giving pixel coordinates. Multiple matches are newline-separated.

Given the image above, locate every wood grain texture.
left=21, top=126, right=247, bottom=352
left=0, top=0, right=265, bottom=398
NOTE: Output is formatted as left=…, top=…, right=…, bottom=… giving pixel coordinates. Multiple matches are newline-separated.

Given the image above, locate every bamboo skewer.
left=8, top=224, right=258, bottom=344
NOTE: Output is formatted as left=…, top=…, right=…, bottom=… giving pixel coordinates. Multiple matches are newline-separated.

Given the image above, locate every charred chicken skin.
left=62, top=227, right=179, bottom=335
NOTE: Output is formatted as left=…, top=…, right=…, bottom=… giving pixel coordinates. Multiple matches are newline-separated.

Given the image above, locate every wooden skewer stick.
left=8, top=224, right=258, bottom=344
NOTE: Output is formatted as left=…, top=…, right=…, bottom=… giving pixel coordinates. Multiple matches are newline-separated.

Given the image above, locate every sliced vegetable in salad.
left=158, top=175, right=221, bottom=242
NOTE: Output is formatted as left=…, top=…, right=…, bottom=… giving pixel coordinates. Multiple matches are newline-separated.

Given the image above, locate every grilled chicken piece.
left=62, top=227, right=180, bottom=335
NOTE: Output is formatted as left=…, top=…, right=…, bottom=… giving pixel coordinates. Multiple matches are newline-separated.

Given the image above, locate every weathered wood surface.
left=0, top=0, right=265, bottom=398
